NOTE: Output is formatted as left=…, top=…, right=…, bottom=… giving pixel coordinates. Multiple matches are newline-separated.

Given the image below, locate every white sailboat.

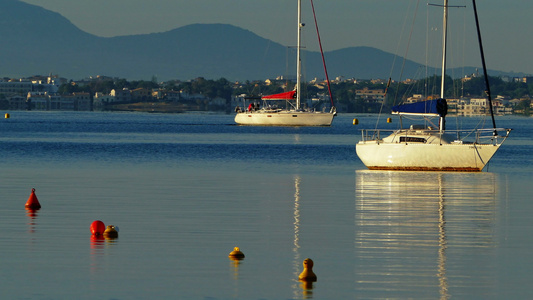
left=234, top=0, right=336, bottom=126
left=356, top=0, right=511, bottom=171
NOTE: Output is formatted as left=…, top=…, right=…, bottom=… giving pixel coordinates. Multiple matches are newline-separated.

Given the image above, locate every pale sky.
left=20, top=0, right=533, bottom=74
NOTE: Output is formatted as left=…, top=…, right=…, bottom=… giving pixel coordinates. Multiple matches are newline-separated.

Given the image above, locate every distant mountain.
left=0, top=0, right=523, bottom=81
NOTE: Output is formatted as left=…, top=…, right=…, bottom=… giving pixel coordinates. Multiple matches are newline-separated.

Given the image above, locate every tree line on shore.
left=34, top=75, right=533, bottom=114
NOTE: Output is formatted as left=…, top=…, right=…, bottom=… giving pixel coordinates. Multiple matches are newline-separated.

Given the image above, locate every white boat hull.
left=356, top=141, right=501, bottom=172
left=235, top=111, right=334, bottom=126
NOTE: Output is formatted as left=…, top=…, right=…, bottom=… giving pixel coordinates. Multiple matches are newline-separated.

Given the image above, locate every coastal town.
left=1, top=74, right=532, bottom=115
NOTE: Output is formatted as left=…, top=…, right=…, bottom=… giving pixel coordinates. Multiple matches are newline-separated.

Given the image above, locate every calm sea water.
left=0, top=111, right=531, bottom=299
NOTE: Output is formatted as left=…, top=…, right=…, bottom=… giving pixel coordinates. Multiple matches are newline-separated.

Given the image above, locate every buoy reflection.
left=300, top=280, right=314, bottom=297
left=26, top=208, right=39, bottom=233
left=229, top=256, right=242, bottom=280
left=89, top=230, right=118, bottom=274
left=90, top=235, right=105, bottom=251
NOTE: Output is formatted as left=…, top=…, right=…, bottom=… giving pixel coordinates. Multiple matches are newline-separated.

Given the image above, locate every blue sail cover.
left=391, top=98, right=448, bottom=117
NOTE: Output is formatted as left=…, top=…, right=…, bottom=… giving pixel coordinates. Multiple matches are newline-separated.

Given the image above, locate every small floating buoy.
left=298, top=258, right=317, bottom=282
left=353, top=118, right=359, bottom=125
left=228, top=247, right=245, bottom=260
left=25, top=188, right=41, bottom=210
left=5, top=113, right=10, bottom=119
left=387, top=117, right=392, bottom=123
left=103, top=225, right=119, bottom=238
left=90, top=220, right=106, bottom=235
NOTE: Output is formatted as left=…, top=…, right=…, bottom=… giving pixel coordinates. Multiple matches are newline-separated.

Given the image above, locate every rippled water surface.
left=0, top=112, right=531, bottom=299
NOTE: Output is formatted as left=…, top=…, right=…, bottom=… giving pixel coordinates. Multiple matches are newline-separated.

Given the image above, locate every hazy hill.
left=0, top=0, right=521, bottom=81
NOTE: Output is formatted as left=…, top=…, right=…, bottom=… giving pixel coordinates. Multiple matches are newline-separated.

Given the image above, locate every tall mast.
left=296, top=0, right=302, bottom=109
left=439, top=0, right=449, bottom=131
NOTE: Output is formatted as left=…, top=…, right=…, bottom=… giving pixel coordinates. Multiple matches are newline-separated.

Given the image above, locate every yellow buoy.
left=5, top=113, right=9, bottom=119
left=228, top=247, right=245, bottom=260
left=352, top=118, right=359, bottom=125
left=103, top=225, right=119, bottom=238
left=298, top=258, right=317, bottom=282
left=387, top=117, right=392, bottom=123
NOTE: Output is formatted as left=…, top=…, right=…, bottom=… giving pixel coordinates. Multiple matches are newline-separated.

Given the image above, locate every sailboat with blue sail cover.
left=356, top=0, right=511, bottom=171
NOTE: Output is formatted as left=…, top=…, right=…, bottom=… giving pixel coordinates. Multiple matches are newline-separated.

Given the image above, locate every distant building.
left=371, top=79, right=387, bottom=85
left=406, top=94, right=423, bottom=103
left=165, top=91, right=181, bottom=102
left=27, top=92, right=49, bottom=110
left=49, top=94, right=62, bottom=110
left=514, top=76, right=533, bottom=84
left=0, top=76, right=62, bottom=95
left=26, top=91, right=91, bottom=111
left=152, top=89, right=164, bottom=100
left=131, top=88, right=152, bottom=102
left=62, top=93, right=91, bottom=111
left=110, top=88, right=131, bottom=102
left=210, top=97, right=227, bottom=107
left=0, top=81, right=33, bottom=95
left=7, top=95, right=26, bottom=110
left=355, top=87, right=385, bottom=103
left=93, top=92, right=116, bottom=106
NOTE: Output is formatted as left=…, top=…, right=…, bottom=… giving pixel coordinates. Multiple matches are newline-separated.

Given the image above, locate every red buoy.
left=25, top=188, right=41, bottom=210
left=90, top=220, right=106, bottom=235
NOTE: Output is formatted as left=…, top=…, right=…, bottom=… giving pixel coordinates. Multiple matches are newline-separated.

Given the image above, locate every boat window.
left=400, top=136, right=426, bottom=143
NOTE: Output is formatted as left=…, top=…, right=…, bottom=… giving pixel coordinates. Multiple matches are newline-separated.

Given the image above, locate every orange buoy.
left=5, top=113, right=10, bottom=119
left=298, top=258, right=317, bottom=282
left=103, top=225, right=119, bottom=238
left=387, top=117, right=392, bottom=123
left=353, top=118, right=359, bottom=125
left=90, top=220, right=106, bottom=235
left=25, top=188, right=41, bottom=210
left=228, top=247, right=245, bottom=260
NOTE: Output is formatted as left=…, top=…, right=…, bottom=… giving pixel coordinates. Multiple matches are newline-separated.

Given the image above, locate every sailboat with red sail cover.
left=234, top=0, right=336, bottom=126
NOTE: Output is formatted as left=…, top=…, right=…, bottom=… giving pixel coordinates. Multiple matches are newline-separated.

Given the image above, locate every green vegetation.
left=52, top=75, right=531, bottom=114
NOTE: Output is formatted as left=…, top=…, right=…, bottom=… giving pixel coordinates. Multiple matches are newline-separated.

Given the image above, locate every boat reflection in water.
left=355, top=170, right=498, bottom=298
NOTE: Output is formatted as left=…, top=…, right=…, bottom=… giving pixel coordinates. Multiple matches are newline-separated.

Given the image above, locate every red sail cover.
left=261, top=91, right=296, bottom=100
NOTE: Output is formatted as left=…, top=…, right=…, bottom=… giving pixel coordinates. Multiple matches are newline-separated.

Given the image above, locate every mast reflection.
left=291, top=175, right=314, bottom=299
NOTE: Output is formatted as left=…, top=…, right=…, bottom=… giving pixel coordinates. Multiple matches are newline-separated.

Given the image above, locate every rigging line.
left=426, top=6, right=440, bottom=99
left=448, top=3, right=468, bottom=100
left=393, top=0, right=421, bottom=104
left=428, top=3, right=466, bottom=8
left=309, top=0, right=335, bottom=108
left=377, top=0, right=420, bottom=132
left=472, top=0, right=497, bottom=134
left=461, top=1, right=467, bottom=97
left=425, top=3, right=430, bottom=99
left=262, top=40, right=272, bottom=70
left=457, top=0, right=468, bottom=131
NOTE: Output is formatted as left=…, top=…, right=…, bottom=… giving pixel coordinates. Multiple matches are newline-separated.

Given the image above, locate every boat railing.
left=359, top=127, right=511, bottom=145
left=359, top=129, right=386, bottom=142
left=474, top=128, right=512, bottom=145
